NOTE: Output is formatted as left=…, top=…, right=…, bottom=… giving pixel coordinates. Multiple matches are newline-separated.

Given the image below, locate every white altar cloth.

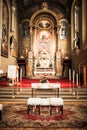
left=31, top=83, right=61, bottom=89
left=0, top=70, right=3, bottom=74
left=8, top=65, right=17, bottom=79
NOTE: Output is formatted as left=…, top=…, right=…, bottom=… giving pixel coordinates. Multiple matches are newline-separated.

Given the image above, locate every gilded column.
left=27, top=51, right=33, bottom=77
left=30, top=25, right=33, bottom=50
left=26, top=24, right=33, bottom=77
left=56, top=24, right=62, bottom=77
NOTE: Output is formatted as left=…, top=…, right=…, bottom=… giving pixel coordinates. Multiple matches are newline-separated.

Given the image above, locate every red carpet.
left=0, top=78, right=78, bottom=88
left=1, top=103, right=87, bottom=128
left=20, top=78, right=77, bottom=88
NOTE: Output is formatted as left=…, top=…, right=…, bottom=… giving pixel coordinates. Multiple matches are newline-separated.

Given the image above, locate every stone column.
left=55, top=24, right=62, bottom=77
left=0, top=0, right=3, bottom=66
left=56, top=51, right=62, bottom=77
left=26, top=24, right=34, bottom=77
left=11, top=0, right=15, bottom=31
left=82, top=0, right=87, bottom=48
left=27, top=51, right=33, bottom=77
left=29, top=25, right=33, bottom=50
left=56, top=24, right=60, bottom=52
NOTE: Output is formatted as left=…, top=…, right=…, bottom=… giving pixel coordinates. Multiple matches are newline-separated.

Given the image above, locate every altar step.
left=0, top=87, right=87, bottom=102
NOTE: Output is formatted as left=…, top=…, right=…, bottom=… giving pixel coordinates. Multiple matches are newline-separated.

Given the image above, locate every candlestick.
left=72, top=70, right=75, bottom=95
left=69, top=69, right=71, bottom=81
left=76, top=73, right=79, bottom=99
left=16, top=70, right=18, bottom=83
left=20, top=68, right=22, bottom=91
left=73, top=70, right=75, bottom=83
left=76, top=73, right=79, bottom=86
left=20, top=68, right=22, bottom=80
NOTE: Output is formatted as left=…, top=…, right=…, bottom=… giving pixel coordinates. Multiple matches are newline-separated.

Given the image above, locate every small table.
left=31, top=83, right=60, bottom=97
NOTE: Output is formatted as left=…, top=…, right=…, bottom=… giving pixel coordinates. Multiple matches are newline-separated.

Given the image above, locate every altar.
left=34, top=50, right=55, bottom=76
left=31, top=83, right=61, bottom=97
left=34, top=68, right=55, bottom=75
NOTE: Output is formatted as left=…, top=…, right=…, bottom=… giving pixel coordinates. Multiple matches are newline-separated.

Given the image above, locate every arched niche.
left=19, top=19, right=30, bottom=58
left=59, top=19, right=69, bottom=40
left=21, top=20, right=30, bottom=39
left=30, top=11, right=58, bottom=75
left=71, top=0, right=81, bottom=52
left=25, top=2, right=69, bottom=77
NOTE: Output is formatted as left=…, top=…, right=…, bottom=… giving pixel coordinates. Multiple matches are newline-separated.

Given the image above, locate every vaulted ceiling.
left=17, top=0, right=73, bottom=22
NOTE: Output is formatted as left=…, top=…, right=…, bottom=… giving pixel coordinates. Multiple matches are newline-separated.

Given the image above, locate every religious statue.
left=10, top=35, right=15, bottom=49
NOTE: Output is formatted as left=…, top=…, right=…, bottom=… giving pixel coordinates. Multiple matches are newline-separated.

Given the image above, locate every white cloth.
left=27, top=97, right=63, bottom=106
left=0, top=70, right=3, bottom=74
left=40, top=98, right=50, bottom=106
left=8, top=65, right=16, bottom=78
left=32, top=83, right=60, bottom=89
left=0, top=104, right=3, bottom=110
left=27, top=98, right=41, bottom=105
left=49, top=98, right=63, bottom=106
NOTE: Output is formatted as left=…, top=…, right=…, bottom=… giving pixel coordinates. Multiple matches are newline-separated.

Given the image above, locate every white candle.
left=76, top=73, right=79, bottom=86
left=69, top=69, right=71, bottom=81
left=73, top=70, right=75, bottom=83
left=20, top=68, right=22, bottom=80
left=17, top=70, right=18, bottom=83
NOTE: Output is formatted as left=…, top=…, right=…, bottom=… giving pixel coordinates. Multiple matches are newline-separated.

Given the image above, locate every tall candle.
left=20, top=68, right=22, bottom=80
left=76, top=73, right=79, bottom=86
left=17, top=70, right=18, bottom=83
left=69, top=69, right=71, bottom=81
left=73, top=70, right=75, bottom=83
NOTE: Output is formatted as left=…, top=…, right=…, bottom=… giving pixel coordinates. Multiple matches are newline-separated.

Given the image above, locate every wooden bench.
left=27, top=97, right=63, bottom=115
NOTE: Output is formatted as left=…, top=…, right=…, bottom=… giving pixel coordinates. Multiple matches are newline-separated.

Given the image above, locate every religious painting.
left=1, top=39, right=8, bottom=58
left=1, top=2, right=8, bottom=58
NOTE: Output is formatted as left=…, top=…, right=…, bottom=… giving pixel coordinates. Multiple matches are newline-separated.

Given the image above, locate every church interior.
left=0, top=0, right=87, bottom=129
